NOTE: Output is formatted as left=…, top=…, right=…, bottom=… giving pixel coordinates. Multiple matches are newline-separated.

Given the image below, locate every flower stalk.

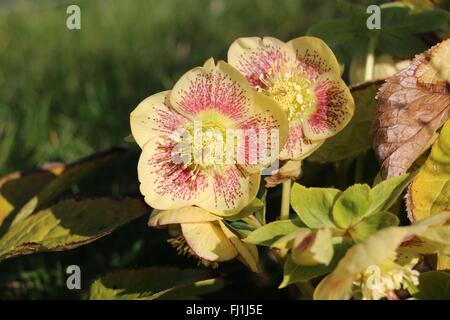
left=280, top=179, right=291, bottom=220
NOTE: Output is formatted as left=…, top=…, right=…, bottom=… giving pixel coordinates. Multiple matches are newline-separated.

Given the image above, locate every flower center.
left=174, top=118, right=228, bottom=172
left=260, top=68, right=316, bottom=123
left=354, top=257, right=420, bottom=300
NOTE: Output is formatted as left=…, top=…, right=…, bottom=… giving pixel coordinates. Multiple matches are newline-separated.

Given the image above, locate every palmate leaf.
left=372, top=39, right=450, bottom=179
left=289, top=175, right=410, bottom=242
left=0, top=197, right=148, bottom=261
left=0, top=148, right=124, bottom=233
left=89, top=267, right=223, bottom=300
left=332, top=184, right=372, bottom=229
left=407, top=119, right=450, bottom=221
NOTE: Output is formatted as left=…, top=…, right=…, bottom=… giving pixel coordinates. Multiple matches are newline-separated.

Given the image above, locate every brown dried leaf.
left=371, top=39, right=450, bottom=179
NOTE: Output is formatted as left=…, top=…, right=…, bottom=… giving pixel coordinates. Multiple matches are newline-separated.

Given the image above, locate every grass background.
left=0, top=0, right=393, bottom=299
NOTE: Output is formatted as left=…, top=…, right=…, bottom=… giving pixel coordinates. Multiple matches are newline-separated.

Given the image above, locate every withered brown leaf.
left=371, top=39, right=450, bottom=179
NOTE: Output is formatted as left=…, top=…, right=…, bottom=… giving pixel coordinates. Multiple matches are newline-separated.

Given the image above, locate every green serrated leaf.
left=291, top=183, right=340, bottom=229
left=349, top=211, right=400, bottom=242
left=244, top=219, right=305, bottom=246
left=332, top=184, right=372, bottom=228
left=0, top=148, right=124, bottom=234
left=89, top=267, right=222, bottom=300
left=224, top=198, right=264, bottom=221
left=224, top=220, right=256, bottom=238
left=0, top=197, right=147, bottom=261
left=367, top=173, right=414, bottom=216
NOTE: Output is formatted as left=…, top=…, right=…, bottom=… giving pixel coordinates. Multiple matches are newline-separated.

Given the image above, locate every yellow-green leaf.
left=349, top=211, right=400, bottom=242
left=332, top=184, right=372, bottom=228
left=368, top=173, right=414, bottom=216
left=0, top=197, right=147, bottom=261
left=408, top=119, right=450, bottom=221
left=244, top=219, right=305, bottom=247
left=10, top=148, right=124, bottom=227
left=89, top=267, right=223, bottom=300
left=0, top=148, right=124, bottom=232
left=291, top=183, right=340, bottom=228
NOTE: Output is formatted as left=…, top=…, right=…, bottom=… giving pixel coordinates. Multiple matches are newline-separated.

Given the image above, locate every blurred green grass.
left=0, top=0, right=340, bottom=175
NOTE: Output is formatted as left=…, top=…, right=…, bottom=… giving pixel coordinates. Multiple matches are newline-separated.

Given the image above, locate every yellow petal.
left=130, top=90, right=187, bottom=149
left=313, top=227, right=412, bottom=300
left=302, top=72, right=354, bottom=140
left=149, top=207, right=220, bottom=227
left=138, top=137, right=208, bottom=210
left=286, top=36, right=341, bottom=79
left=181, top=222, right=238, bottom=262
left=227, top=36, right=293, bottom=89
left=170, top=59, right=254, bottom=124
left=219, top=220, right=259, bottom=272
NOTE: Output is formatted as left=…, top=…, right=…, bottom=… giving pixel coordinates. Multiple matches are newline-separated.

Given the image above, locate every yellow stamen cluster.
left=174, top=119, right=228, bottom=174
left=259, top=67, right=316, bottom=123
left=354, top=257, right=420, bottom=300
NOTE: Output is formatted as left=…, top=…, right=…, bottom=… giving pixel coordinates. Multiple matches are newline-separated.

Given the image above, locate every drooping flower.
left=130, top=58, right=288, bottom=216
left=149, top=206, right=259, bottom=272
left=313, top=211, right=450, bottom=300
left=228, top=36, right=354, bottom=161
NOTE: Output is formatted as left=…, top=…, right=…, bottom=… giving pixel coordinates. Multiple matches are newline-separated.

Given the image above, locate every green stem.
left=280, top=179, right=292, bottom=220
left=295, top=281, right=314, bottom=300
left=364, top=37, right=376, bottom=82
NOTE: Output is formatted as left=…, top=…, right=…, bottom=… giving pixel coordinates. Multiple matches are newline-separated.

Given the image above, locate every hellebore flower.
left=354, top=255, right=420, bottom=300
left=313, top=211, right=450, bottom=300
left=228, top=36, right=354, bottom=161
left=149, top=206, right=259, bottom=272
left=131, top=58, right=288, bottom=216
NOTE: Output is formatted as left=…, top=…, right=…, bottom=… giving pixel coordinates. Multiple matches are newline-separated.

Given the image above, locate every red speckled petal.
left=303, top=73, right=354, bottom=140
left=196, top=165, right=260, bottom=216
left=170, top=59, right=254, bottom=124
left=228, top=36, right=294, bottom=89
left=138, top=136, right=209, bottom=210
left=280, top=124, right=324, bottom=160
left=286, top=36, right=341, bottom=81
left=130, top=90, right=187, bottom=148
left=237, top=92, right=289, bottom=172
